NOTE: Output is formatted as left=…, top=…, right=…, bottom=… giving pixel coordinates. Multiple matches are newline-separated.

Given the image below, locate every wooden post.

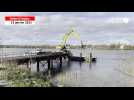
left=60, top=56, right=62, bottom=68
left=67, top=59, right=70, bottom=67
left=90, top=53, right=92, bottom=63
left=80, top=52, right=82, bottom=58
left=37, top=60, right=40, bottom=72
left=47, top=59, right=51, bottom=70
left=26, top=61, right=29, bottom=69
left=51, top=60, right=53, bottom=70
left=26, top=59, right=30, bottom=69
left=29, top=59, right=31, bottom=71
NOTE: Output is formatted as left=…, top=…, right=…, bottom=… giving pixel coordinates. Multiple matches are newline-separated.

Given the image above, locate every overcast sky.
left=0, top=12, right=134, bottom=45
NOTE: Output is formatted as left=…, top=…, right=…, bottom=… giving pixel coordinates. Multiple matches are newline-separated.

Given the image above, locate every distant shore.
left=1, top=44, right=134, bottom=50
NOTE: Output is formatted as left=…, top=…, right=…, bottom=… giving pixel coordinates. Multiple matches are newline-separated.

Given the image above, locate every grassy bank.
left=0, top=62, right=51, bottom=87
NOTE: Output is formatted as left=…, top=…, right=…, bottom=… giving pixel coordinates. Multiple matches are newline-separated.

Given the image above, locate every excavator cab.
left=58, top=28, right=80, bottom=56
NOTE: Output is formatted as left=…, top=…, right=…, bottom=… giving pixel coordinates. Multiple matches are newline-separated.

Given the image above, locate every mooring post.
left=68, top=55, right=70, bottom=62
left=47, top=59, right=51, bottom=70
left=26, top=59, right=30, bottom=69
left=37, top=60, right=40, bottom=72
left=26, top=61, right=29, bottom=69
left=51, top=60, right=53, bottom=70
left=60, top=56, right=62, bottom=68
left=90, top=52, right=92, bottom=63
left=29, top=59, right=32, bottom=71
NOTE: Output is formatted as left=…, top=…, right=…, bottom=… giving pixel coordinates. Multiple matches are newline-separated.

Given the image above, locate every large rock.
left=0, top=80, right=9, bottom=87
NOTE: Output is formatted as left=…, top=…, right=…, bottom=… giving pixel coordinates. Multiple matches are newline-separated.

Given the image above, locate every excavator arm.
left=62, top=29, right=80, bottom=47
left=56, top=28, right=81, bottom=51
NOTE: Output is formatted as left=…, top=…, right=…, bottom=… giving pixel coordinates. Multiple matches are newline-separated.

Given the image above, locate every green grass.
left=0, top=62, right=51, bottom=87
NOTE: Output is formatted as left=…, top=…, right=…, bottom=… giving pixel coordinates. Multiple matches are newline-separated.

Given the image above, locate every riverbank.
left=0, top=62, right=52, bottom=87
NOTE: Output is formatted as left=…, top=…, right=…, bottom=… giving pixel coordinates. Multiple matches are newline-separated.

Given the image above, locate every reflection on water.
left=53, top=49, right=134, bottom=87
left=1, top=48, right=134, bottom=87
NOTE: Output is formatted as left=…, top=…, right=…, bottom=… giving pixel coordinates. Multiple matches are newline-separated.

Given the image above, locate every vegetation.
left=0, top=62, right=51, bottom=87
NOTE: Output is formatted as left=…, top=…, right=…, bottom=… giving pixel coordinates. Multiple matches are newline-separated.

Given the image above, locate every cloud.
left=0, top=12, right=134, bottom=45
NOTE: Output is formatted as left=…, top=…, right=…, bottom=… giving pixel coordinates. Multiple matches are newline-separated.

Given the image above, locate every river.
left=1, top=48, right=134, bottom=87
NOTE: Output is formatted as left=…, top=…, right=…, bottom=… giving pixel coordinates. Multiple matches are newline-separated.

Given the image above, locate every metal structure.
left=58, top=28, right=81, bottom=50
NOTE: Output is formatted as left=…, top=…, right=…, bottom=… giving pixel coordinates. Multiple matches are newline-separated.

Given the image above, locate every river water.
left=1, top=48, right=134, bottom=87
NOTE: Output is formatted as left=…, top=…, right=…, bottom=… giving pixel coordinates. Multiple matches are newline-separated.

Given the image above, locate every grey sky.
left=0, top=12, right=134, bottom=45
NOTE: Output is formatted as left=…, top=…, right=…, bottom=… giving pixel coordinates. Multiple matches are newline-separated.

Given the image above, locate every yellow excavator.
left=56, top=28, right=81, bottom=51
left=56, top=28, right=96, bottom=62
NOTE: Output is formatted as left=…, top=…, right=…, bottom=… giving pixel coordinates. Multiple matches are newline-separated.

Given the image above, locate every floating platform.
left=69, top=56, right=85, bottom=61
left=69, top=56, right=97, bottom=62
